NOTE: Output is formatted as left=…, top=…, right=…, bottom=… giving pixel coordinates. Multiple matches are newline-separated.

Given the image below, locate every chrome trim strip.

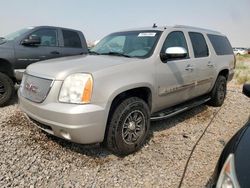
left=159, top=82, right=195, bottom=96
left=196, top=78, right=213, bottom=85
left=159, top=78, right=213, bottom=96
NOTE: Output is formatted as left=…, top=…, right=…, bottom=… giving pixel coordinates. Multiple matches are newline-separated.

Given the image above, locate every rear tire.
left=208, top=75, right=227, bottom=107
left=105, top=97, right=150, bottom=155
left=0, top=72, right=14, bottom=107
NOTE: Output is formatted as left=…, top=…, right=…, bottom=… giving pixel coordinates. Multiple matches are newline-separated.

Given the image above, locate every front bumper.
left=18, top=91, right=108, bottom=144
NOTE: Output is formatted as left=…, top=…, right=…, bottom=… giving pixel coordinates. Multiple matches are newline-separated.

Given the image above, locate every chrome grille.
left=20, top=74, right=53, bottom=103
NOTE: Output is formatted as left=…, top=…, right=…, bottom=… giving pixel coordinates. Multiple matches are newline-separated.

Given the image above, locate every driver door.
left=14, top=28, right=61, bottom=69
left=155, top=31, right=196, bottom=111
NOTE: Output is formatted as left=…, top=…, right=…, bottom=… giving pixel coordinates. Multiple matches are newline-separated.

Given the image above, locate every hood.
left=26, top=55, right=142, bottom=80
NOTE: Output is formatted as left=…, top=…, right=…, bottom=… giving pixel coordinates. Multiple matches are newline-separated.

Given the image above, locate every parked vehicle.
left=0, top=26, right=88, bottom=106
left=209, top=84, right=250, bottom=188
left=248, top=48, right=250, bottom=54
left=233, top=48, right=248, bottom=56
left=18, top=25, right=235, bottom=155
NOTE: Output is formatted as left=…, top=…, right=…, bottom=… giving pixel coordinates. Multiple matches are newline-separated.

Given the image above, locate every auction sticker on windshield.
left=138, top=32, right=156, bottom=37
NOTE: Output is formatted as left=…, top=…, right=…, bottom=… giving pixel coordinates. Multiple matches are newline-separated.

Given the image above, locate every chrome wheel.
left=122, top=110, right=145, bottom=145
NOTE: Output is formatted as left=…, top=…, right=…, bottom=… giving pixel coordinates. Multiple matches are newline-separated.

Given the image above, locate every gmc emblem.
left=25, top=82, right=39, bottom=93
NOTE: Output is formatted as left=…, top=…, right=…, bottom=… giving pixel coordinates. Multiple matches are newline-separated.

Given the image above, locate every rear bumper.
left=18, top=91, right=108, bottom=144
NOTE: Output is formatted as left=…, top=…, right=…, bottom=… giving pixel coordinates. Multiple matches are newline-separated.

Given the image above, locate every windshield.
left=90, top=30, right=162, bottom=58
left=3, top=27, right=34, bottom=41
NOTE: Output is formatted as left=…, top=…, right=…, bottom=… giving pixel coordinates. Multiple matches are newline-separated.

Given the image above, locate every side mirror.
left=243, top=84, right=250, bottom=98
left=22, top=35, right=41, bottom=46
left=160, top=47, right=187, bottom=61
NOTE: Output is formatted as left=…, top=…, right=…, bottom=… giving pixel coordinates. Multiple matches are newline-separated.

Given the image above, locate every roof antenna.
left=153, top=23, right=157, bottom=28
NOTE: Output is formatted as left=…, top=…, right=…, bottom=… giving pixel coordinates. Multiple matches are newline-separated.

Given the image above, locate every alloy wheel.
left=122, top=110, right=146, bottom=145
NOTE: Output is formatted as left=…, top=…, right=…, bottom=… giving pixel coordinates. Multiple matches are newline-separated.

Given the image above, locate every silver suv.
left=18, top=25, right=235, bottom=155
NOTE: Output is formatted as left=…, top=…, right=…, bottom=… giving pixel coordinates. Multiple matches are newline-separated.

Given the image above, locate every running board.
left=150, top=96, right=211, bottom=121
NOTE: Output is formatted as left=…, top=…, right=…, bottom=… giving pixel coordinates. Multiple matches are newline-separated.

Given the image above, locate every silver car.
left=18, top=25, right=235, bottom=155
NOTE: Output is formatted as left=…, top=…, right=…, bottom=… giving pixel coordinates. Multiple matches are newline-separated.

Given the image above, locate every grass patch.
left=234, top=57, right=250, bottom=84
left=236, top=54, right=250, bottom=62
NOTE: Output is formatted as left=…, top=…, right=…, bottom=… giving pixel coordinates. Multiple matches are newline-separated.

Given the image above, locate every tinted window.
left=30, top=29, right=57, bottom=47
left=207, top=34, right=233, bottom=55
left=162, top=31, right=189, bottom=57
left=62, top=30, right=82, bottom=48
left=189, top=32, right=209, bottom=58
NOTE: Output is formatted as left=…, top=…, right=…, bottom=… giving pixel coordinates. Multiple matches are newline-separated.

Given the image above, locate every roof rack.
left=173, top=25, right=221, bottom=34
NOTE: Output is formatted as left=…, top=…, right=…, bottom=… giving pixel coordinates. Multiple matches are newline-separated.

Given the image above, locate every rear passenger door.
left=59, top=29, right=85, bottom=56
left=188, top=32, right=215, bottom=97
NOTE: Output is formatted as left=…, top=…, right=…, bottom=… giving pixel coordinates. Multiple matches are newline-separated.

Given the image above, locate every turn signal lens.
left=81, top=76, right=93, bottom=103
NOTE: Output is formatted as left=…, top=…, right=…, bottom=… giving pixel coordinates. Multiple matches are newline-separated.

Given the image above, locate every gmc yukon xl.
left=18, top=25, right=235, bottom=155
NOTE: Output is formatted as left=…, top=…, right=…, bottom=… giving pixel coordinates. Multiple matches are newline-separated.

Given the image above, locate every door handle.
left=185, top=64, right=194, bottom=71
left=50, top=51, right=60, bottom=55
left=207, top=61, right=214, bottom=67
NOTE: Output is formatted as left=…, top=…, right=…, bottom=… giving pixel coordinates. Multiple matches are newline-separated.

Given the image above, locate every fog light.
left=60, top=130, right=71, bottom=140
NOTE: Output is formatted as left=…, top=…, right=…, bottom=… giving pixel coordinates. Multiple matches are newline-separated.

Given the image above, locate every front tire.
left=208, top=75, right=227, bottom=107
left=105, top=97, right=150, bottom=155
left=0, top=73, right=14, bottom=107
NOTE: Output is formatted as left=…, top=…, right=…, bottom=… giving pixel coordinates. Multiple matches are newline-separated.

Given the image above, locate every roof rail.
left=173, top=25, right=221, bottom=34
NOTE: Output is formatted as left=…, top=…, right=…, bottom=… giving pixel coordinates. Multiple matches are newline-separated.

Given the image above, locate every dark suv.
left=0, top=26, right=88, bottom=106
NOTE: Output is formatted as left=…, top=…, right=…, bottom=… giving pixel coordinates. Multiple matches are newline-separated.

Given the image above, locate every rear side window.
left=62, top=30, right=82, bottom=48
left=189, top=32, right=209, bottom=58
left=207, top=34, right=233, bottom=55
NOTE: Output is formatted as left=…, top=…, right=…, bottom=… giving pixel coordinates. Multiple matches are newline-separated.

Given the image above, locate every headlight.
left=59, top=73, right=93, bottom=104
left=216, top=154, right=240, bottom=188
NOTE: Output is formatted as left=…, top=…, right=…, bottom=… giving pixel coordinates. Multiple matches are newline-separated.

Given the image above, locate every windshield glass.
left=3, top=27, right=34, bottom=41
left=90, top=30, right=162, bottom=58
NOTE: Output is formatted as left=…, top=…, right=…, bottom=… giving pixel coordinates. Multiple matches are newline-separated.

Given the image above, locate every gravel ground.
left=0, top=84, right=249, bottom=188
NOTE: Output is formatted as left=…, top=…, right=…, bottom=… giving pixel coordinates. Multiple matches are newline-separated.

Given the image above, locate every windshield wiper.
left=88, top=51, right=101, bottom=55
left=100, top=52, right=132, bottom=58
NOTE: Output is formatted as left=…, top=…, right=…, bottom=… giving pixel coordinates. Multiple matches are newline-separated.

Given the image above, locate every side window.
left=62, top=30, right=82, bottom=48
left=207, top=34, right=233, bottom=55
left=161, top=31, right=189, bottom=57
left=189, top=32, right=209, bottom=58
left=29, top=29, right=57, bottom=47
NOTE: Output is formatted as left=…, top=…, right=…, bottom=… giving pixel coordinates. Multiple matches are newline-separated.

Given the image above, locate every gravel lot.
left=0, top=84, right=249, bottom=188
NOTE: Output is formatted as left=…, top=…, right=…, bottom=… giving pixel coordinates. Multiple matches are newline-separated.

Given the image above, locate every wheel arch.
left=108, top=86, right=153, bottom=116
left=102, top=86, right=153, bottom=143
left=218, top=69, right=229, bottom=80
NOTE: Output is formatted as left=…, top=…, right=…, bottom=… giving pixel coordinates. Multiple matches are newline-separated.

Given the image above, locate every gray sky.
left=0, top=0, right=249, bottom=47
